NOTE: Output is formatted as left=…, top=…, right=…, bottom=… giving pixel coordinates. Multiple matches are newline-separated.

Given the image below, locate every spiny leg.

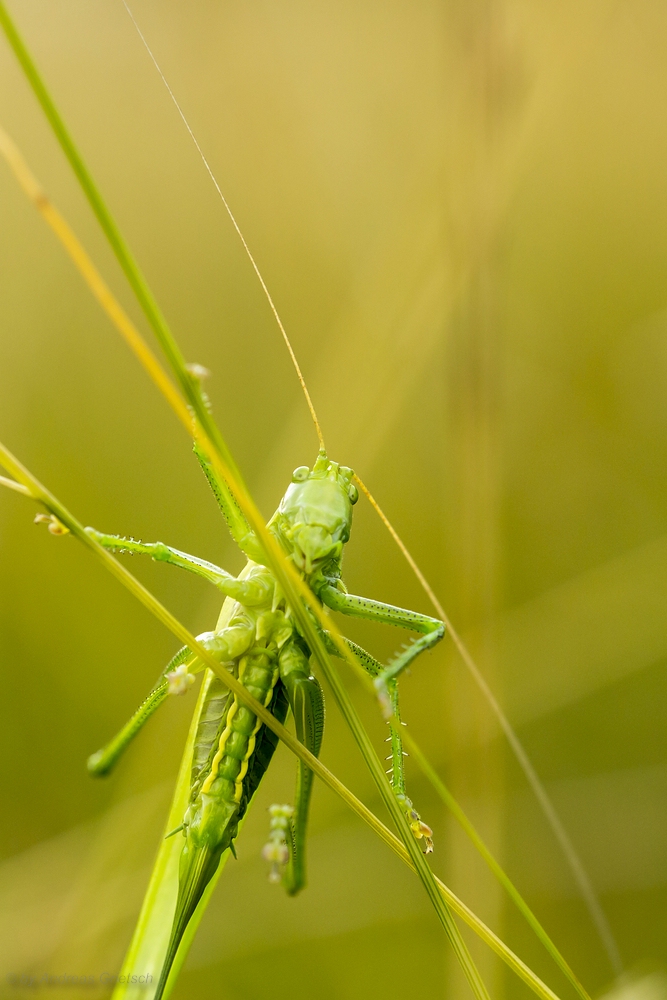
left=263, top=637, right=325, bottom=894
left=193, top=443, right=264, bottom=563
left=85, top=527, right=271, bottom=604
left=88, top=623, right=254, bottom=778
left=320, top=585, right=444, bottom=716
left=87, top=645, right=194, bottom=777
left=322, top=631, right=433, bottom=852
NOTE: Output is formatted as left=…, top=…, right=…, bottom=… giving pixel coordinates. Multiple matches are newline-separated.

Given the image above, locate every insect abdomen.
left=190, top=674, right=232, bottom=789
left=201, top=651, right=278, bottom=799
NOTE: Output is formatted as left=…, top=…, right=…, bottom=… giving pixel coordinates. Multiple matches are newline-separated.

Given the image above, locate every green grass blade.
left=110, top=670, right=219, bottom=1000
left=0, top=0, right=240, bottom=486
left=0, top=2, right=190, bottom=415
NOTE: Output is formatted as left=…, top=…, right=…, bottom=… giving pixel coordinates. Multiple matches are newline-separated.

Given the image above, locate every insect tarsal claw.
left=395, top=792, right=435, bottom=853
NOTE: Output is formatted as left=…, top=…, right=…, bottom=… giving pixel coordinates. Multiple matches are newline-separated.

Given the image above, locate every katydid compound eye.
left=348, top=484, right=359, bottom=504
left=292, top=466, right=309, bottom=483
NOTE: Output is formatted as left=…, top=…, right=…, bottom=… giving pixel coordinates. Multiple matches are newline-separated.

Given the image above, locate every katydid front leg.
left=85, top=527, right=271, bottom=604
left=319, top=585, right=445, bottom=715
left=87, top=644, right=192, bottom=776
left=193, top=443, right=264, bottom=563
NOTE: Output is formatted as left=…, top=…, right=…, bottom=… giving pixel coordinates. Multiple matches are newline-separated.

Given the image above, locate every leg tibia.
left=193, top=444, right=264, bottom=563
left=88, top=645, right=193, bottom=777
left=276, top=640, right=325, bottom=895
left=324, top=630, right=435, bottom=853
left=85, top=527, right=268, bottom=603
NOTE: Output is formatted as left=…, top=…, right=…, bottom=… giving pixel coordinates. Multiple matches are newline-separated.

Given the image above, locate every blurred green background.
left=1, top=1, right=667, bottom=998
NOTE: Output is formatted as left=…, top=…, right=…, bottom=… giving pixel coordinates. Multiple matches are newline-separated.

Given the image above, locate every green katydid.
left=84, top=444, right=443, bottom=999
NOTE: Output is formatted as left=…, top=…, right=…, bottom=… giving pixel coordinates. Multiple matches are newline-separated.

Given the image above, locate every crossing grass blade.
left=0, top=117, right=585, bottom=992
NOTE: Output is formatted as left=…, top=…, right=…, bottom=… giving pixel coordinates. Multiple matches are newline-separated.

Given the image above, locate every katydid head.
left=270, top=450, right=358, bottom=578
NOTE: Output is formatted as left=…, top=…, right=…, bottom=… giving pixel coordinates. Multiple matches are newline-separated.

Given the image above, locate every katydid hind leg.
left=87, top=645, right=193, bottom=777
left=272, top=638, right=325, bottom=895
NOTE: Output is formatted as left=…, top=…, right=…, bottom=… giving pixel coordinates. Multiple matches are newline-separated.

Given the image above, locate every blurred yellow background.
left=1, top=1, right=667, bottom=998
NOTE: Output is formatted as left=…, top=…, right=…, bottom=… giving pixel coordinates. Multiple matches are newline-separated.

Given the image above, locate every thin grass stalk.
left=406, top=740, right=588, bottom=1000
left=0, top=449, right=565, bottom=1000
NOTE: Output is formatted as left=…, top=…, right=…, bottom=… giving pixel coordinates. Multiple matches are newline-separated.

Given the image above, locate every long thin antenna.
left=354, top=473, right=623, bottom=976
left=120, top=4, right=621, bottom=974
left=120, top=0, right=325, bottom=452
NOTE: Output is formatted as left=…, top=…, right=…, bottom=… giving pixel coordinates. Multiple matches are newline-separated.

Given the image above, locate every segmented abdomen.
left=200, top=647, right=279, bottom=805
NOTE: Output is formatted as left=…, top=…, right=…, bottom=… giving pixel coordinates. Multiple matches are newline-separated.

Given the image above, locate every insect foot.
left=166, top=663, right=195, bottom=696
left=262, top=804, right=294, bottom=883
left=34, top=512, right=69, bottom=536
left=396, top=793, right=434, bottom=854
